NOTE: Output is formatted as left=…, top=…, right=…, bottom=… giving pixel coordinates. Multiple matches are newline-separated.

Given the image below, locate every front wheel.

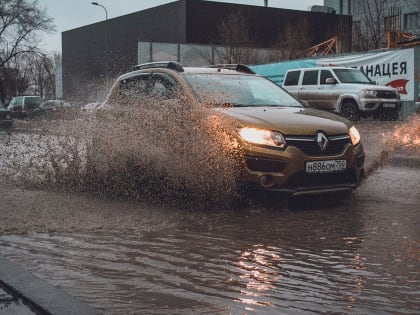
left=340, top=101, right=360, bottom=121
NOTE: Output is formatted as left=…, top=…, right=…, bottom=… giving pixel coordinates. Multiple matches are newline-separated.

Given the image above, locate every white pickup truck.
left=282, top=67, right=401, bottom=121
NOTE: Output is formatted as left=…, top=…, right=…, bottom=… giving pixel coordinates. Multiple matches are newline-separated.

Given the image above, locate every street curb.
left=0, top=256, right=102, bottom=315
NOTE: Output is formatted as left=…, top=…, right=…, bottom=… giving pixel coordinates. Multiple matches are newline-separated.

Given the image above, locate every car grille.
left=285, top=134, right=351, bottom=156
left=377, top=91, right=398, bottom=99
left=287, top=169, right=358, bottom=188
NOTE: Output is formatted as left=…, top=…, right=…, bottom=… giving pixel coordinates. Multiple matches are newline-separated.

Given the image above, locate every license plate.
left=383, top=103, right=396, bottom=108
left=305, top=160, right=346, bottom=174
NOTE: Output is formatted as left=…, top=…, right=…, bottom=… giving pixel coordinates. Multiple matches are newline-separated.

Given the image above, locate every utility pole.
left=91, top=2, right=109, bottom=83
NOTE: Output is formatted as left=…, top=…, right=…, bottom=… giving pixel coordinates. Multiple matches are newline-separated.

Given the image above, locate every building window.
left=404, top=12, right=420, bottom=30
left=384, top=15, right=400, bottom=31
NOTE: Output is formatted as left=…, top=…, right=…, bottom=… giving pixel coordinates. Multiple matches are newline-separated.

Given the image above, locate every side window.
left=302, top=70, right=319, bottom=85
left=284, top=70, right=300, bottom=86
left=150, top=73, right=177, bottom=100
left=114, top=74, right=151, bottom=104
left=24, top=97, right=41, bottom=106
left=320, top=70, right=333, bottom=85
left=12, top=97, right=23, bottom=106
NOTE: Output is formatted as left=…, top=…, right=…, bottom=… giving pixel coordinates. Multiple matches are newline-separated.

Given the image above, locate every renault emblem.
left=316, top=132, right=329, bottom=152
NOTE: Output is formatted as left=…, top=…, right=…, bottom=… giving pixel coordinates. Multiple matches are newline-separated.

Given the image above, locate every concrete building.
left=324, top=0, right=420, bottom=49
left=61, top=0, right=352, bottom=101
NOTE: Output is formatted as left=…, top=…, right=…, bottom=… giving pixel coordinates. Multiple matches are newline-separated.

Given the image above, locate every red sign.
left=386, top=79, right=409, bottom=94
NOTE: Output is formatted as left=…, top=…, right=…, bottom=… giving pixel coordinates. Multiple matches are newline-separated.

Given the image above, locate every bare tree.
left=352, top=0, right=387, bottom=51
left=272, top=19, right=312, bottom=60
left=215, top=12, right=255, bottom=64
left=0, top=0, right=54, bottom=101
left=32, top=53, right=55, bottom=98
left=200, top=11, right=284, bottom=65
left=0, top=0, right=54, bottom=67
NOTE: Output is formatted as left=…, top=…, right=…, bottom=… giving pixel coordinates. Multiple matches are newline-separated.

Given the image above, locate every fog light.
left=365, top=103, right=376, bottom=108
left=258, top=175, right=275, bottom=188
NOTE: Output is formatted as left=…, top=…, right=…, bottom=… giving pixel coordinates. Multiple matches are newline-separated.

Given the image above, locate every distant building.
left=62, top=0, right=352, bottom=101
left=324, top=0, right=420, bottom=49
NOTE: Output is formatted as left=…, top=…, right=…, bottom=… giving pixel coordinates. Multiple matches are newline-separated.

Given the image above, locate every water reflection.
left=236, top=245, right=280, bottom=309
left=0, top=175, right=418, bottom=314
left=0, top=205, right=418, bottom=315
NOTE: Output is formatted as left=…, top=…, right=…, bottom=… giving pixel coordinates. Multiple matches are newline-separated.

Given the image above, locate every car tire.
left=340, top=101, right=360, bottom=121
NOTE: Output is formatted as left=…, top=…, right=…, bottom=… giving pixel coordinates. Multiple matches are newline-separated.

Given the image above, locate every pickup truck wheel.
left=341, top=101, right=360, bottom=121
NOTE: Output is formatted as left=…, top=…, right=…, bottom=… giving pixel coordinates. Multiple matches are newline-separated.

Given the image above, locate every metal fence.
left=137, top=41, right=285, bottom=67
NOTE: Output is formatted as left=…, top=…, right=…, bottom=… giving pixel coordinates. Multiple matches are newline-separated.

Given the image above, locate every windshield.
left=183, top=73, right=303, bottom=108
left=333, top=68, right=373, bottom=84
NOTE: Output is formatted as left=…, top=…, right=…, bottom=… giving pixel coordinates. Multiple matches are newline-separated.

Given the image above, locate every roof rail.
left=129, top=61, right=184, bottom=72
left=206, top=64, right=255, bottom=74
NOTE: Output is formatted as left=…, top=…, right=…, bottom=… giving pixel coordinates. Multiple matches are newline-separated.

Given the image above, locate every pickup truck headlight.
left=238, top=127, right=286, bottom=148
left=349, top=126, right=361, bottom=146
left=360, top=89, right=377, bottom=97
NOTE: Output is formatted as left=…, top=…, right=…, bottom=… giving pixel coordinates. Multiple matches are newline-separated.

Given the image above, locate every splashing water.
left=390, top=114, right=420, bottom=153
left=83, top=95, right=244, bottom=207
left=355, top=114, right=419, bottom=175
left=2, top=95, right=418, bottom=209
left=0, top=97, right=243, bottom=209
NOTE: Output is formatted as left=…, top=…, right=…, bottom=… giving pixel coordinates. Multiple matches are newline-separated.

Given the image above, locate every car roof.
left=287, top=66, right=355, bottom=72
left=117, top=66, right=254, bottom=82
left=181, top=67, right=250, bottom=74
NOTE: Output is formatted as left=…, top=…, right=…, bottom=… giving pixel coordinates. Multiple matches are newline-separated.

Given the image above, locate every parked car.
left=36, top=99, right=71, bottom=113
left=81, top=102, right=101, bottom=114
left=8, top=95, right=42, bottom=118
left=96, top=61, right=365, bottom=197
left=282, top=67, right=401, bottom=121
left=0, top=107, right=13, bottom=131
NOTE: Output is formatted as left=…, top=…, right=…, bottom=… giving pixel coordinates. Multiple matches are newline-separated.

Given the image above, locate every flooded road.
left=0, top=117, right=419, bottom=314
left=0, top=159, right=419, bottom=314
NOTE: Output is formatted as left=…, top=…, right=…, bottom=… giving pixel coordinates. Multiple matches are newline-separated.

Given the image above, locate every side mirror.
left=325, top=78, right=337, bottom=84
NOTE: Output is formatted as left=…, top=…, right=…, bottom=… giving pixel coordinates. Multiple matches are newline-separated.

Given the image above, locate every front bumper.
left=360, top=98, right=401, bottom=113
left=240, top=140, right=365, bottom=196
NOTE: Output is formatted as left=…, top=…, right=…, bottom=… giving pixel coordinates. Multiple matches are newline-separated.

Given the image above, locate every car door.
left=9, top=97, right=23, bottom=115
left=282, top=70, right=300, bottom=98
left=297, top=70, right=319, bottom=107
left=23, top=96, right=41, bottom=114
left=318, top=69, right=340, bottom=110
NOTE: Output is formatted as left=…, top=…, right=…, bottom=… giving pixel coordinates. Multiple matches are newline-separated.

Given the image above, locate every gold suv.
left=102, top=62, right=365, bottom=197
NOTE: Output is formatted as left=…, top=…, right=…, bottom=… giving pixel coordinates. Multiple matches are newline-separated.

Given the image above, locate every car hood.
left=340, top=83, right=397, bottom=92
left=215, top=106, right=351, bottom=135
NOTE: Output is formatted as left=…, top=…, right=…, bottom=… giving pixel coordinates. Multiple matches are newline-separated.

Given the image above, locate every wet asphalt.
left=0, top=256, right=102, bottom=315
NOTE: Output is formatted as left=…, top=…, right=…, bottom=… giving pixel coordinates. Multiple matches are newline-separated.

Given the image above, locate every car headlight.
left=349, top=126, right=361, bottom=146
left=238, top=127, right=286, bottom=148
left=360, top=89, right=377, bottom=97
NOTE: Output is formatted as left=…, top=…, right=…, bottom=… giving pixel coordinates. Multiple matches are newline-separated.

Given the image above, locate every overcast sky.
left=38, top=0, right=324, bottom=52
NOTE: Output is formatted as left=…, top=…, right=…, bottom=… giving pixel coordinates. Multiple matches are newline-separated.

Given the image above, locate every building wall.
left=62, top=0, right=351, bottom=101
left=185, top=1, right=350, bottom=49
left=62, top=1, right=186, bottom=102
left=325, top=0, right=420, bottom=35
